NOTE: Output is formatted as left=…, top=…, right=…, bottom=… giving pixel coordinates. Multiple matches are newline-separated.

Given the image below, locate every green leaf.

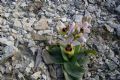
left=63, top=62, right=84, bottom=78
left=43, top=46, right=66, bottom=64
left=63, top=70, right=73, bottom=80
left=63, top=70, right=81, bottom=80
left=60, top=46, right=69, bottom=61
left=77, top=54, right=90, bottom=66
left=74, top=45, right=81, bottom=54
left=84, top=50, right=96, bottom=55
left=69, top=55, right=77, bottom=62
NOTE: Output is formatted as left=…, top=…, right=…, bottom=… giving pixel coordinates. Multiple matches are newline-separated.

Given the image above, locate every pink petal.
left=68, top=22, right=75, bottom=35
left=78, top=35, right=87, bottom=43
left=72, top=40, right=80, bottom=46
left=82, top=22, right=91, bottom=33
left=77, top=22, right=82, bottom=32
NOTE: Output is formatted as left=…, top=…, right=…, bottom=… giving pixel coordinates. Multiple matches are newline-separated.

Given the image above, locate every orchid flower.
left=56, top=21, right=69, bottom=35
left=75, top=16, right=92, bottom=44
left=60, top=37, right=80, bottom=56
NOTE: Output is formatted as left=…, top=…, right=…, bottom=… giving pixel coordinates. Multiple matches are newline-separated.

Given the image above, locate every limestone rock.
left=14, top=19, right=22, bottom=28
left=0, top=45, right=19, bottom=64
left=31, top=32, right=47, bottom=41
left=31, top=71, right=41, bottom=79
left=22, top=18, right=35, bottom=31
left=34, top=16, right=49, bottom=30
left=0, top=38, right=14, bottom=46
left=115, top=5, right=120, bottom=14
left=104, top=24, right=114, bottom=32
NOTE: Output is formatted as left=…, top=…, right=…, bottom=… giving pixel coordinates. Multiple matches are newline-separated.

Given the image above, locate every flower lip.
left=62, top=27, right=68, bottom=32
left=80, top=28, right=84, bottom=33
left=65, top=44, right=72, bottom=51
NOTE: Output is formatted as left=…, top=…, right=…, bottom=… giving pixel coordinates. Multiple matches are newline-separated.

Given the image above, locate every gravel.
left=0, top=0, right=120, bottom=80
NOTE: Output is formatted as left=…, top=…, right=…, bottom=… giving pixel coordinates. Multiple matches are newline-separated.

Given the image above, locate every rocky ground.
left=0, top=0, right=120, bottom=80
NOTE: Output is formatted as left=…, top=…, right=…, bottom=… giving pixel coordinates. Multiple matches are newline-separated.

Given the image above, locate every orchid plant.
left=45, top=16, right=96, bottom=80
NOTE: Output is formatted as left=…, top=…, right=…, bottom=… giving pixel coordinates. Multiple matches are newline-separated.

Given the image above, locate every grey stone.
left=116, top=26, right=120, bottom=37
left=87, top=5, right=96, bottom=13
left=31, top=71, right=41, bottom=79
left=111, top=57, right=119, bottom=65
left=115, top=5, right=120, bottom=14
left=14, top=19, right=22, bottom=28
left=98, top=72, right=105, bottom=80
left=88, top=0, right=96, bottom=4
left=105, top=0, right=116, bottom=12
left=0, top=38, right=14, bottom=46
left=74, top=0, right=83, bottom=9
left=34, top=16, right=49, bottom=30
left=107, top=21, right=118, bottom=28
left=73, top=15, right=83, bottom=22
left=41, top=74, right=47, bottom=80
left=105, top=59, right=118, bottom=70
left=4, top=13, right=10, bottom=18
left=94, top=75, right=99, bottom=80
left=1, top=46, right=18, bottom=63
left=104, top=24, right=114, bottom=32
left=0, top=66, right=5, bottom=74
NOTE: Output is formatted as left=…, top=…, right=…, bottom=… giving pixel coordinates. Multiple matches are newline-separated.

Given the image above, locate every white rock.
left=29, top=61, right=34, bottom=68
left=25, top=67, right=31, bottom=73
left=31, top=71, right=41, bottom=79
left=30, top=47, right=37, bottom=55
left=0, top=38, right=14, bottom=46
left=61, top=17, right=67, bottom=22
left=15, top=64, right=22, bottom=69
left=0, top=66, right=5, bottom=74
left=18, top=72, right=24, bottom=79
left=13, top=10, right=20, bottom=18
left=37, top=30, right=44, bottom=35
left=0, top=5, right=3, bottom=13
left=44, top=30, right=52, bottom=34
left=21, top=2, right=27, bottom=7
left=12, top=29, right=17, bottom=33
left=29, top=12, right=36, bottom=17
left=42, top=74, right=47, bottom=80
left=3, top=46, right=18, bottom=60
left=2, top=28, right=8, bottom=32
left=25, top=34, right=31, bottom=39
left=87, top=72, right=91, bottom=77
left=4, top=13, right=10, bottom=18
left=22, top=30, right=27, bottom=35
left=47, top=19, right=52, bottom=23
left=74, top=15, right=83, bottom=22
left=8, top=36, right=14, bottom=41
left=0, top=73, right=2, bottom=78
left=87, top=5, right=96, bottom=12
left=28, top=40, right=35, bottom=47
left=34, top=16, right=49, bottom=30
left=0, top=18, right=3, bottom=24
left=22, top=18, right=34, bottom=31
left=14, top=19, right=22, bottom=27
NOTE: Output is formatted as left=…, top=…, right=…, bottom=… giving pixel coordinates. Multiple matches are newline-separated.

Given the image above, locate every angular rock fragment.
left=34, top=16, right=49, bottom=30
